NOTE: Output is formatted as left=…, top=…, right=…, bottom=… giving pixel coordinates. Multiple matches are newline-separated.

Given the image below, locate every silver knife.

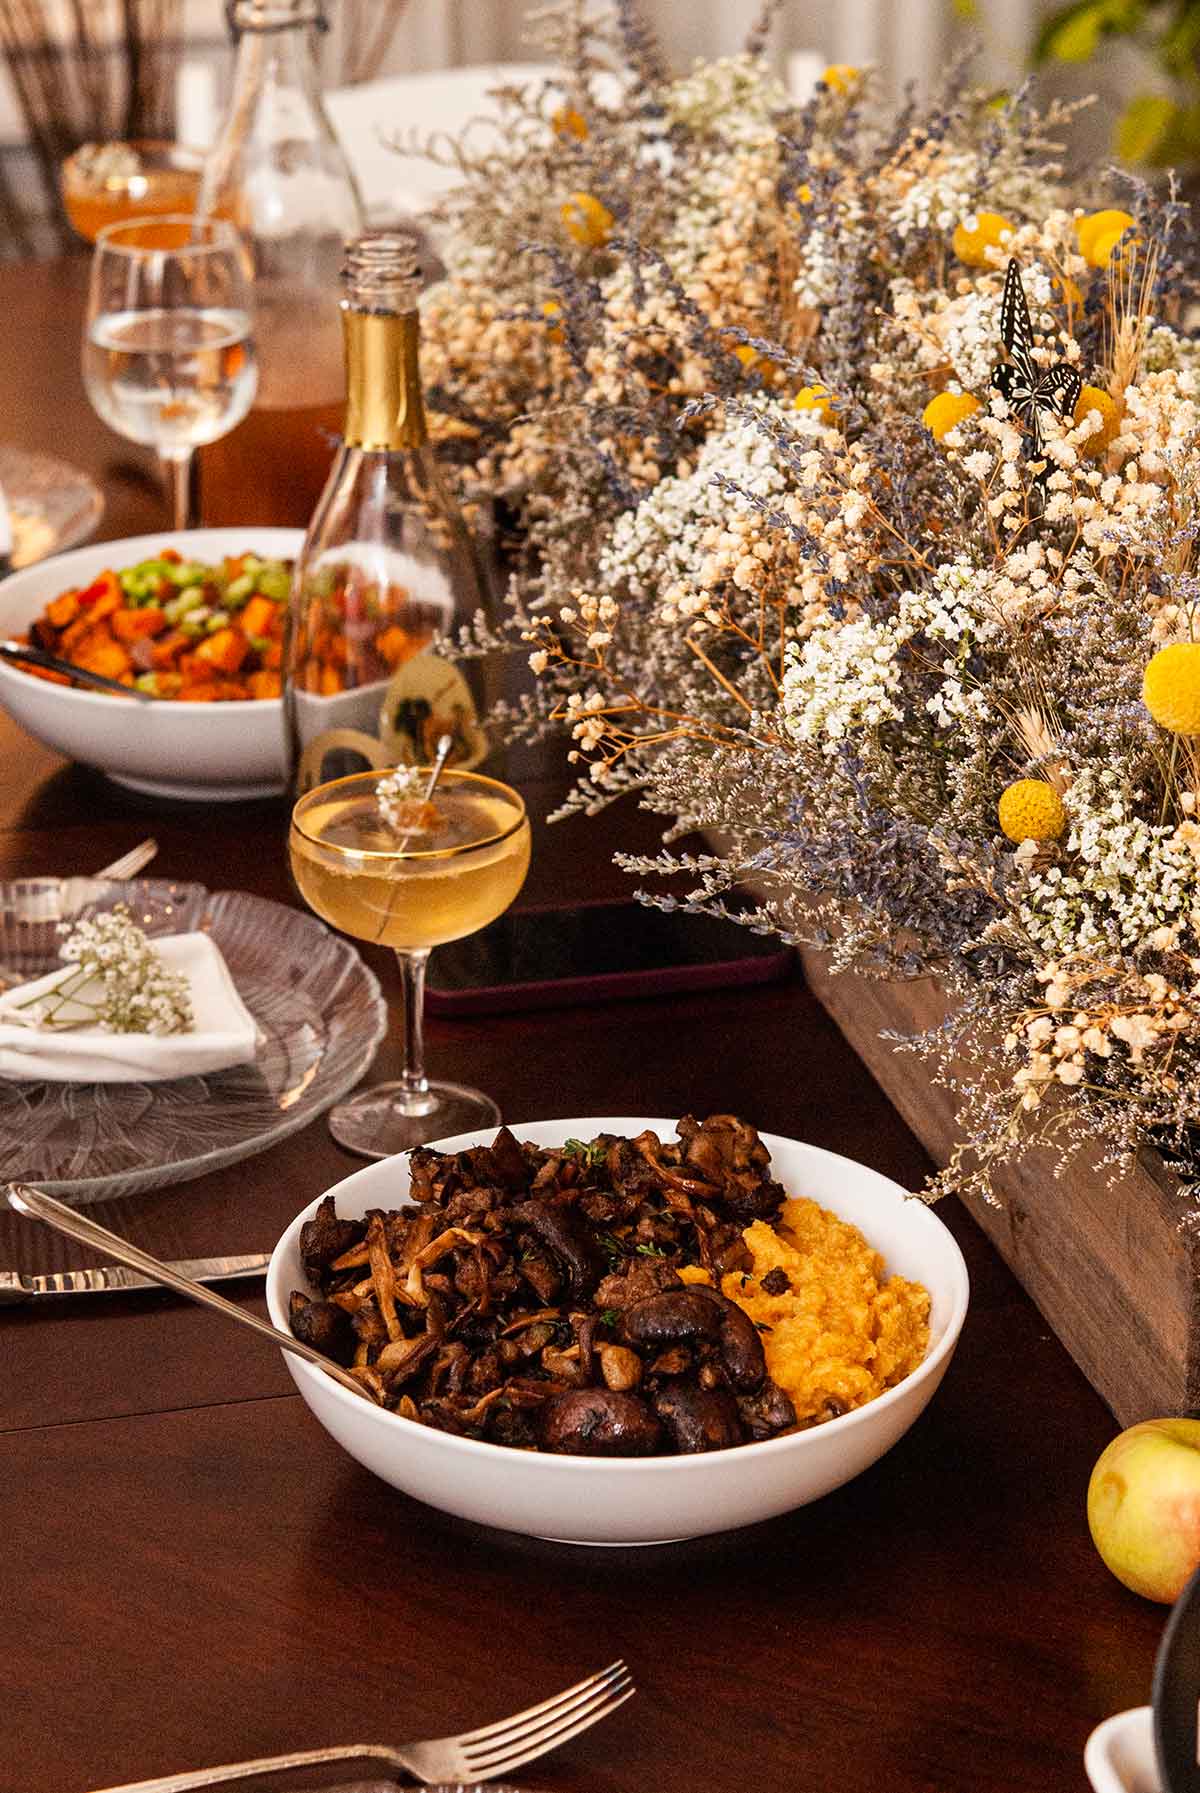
left=0, top=1252, right=271, bottom=1304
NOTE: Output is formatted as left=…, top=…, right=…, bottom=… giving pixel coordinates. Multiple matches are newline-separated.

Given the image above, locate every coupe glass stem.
left=395, top=947, right=436, bottom=1116
left=164, top=449, right=198, bottom=530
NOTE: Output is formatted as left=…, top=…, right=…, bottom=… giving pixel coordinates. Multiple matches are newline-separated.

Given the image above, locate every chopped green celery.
left=204, top=610, right=232, bottom=634
left=163, top=587, right=206, bottom=624
left=254, top=565, right=291, bottom=601
left=166, top=559, right=208, bottom=587
left=225, top=573, right=256, bottom=606
left=247, top=634, right=271, bottom=654
left=133, top=672, right=160, bottom=695
left=179, top=608, right=212, bottom=638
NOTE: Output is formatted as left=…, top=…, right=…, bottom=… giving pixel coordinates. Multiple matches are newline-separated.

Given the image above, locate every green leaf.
left=1115, top=91, right=1179, bottom=160
left=1037, top=2, right=1108, bottom=61
left=1160, top=98, right=1200, bottom=159
left=1160, top=2, right=1200, bottom=73
left=1035, top=0, right=1145, bottom=62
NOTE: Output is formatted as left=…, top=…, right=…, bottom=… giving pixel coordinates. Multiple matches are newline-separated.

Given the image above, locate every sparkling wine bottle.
left=283, top=231, right=496, bottom=797
left=195, top=0, right=365, bottom=526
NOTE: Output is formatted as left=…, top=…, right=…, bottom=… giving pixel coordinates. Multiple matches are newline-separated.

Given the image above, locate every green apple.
left=1088, top=1417, right=1200, bottom=1603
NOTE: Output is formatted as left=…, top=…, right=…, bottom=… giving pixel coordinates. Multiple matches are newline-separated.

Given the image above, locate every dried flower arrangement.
left=411, top=1, right=1200, bottom=1206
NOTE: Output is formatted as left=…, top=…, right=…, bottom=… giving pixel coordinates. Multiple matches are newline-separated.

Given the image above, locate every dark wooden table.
left=0, top=258, right=1161, bottom=1793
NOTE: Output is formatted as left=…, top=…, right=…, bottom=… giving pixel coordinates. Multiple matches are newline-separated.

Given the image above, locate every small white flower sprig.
left=14, top=906, right=193, bottom=1035
left=376, top=765, right=427, bottom=832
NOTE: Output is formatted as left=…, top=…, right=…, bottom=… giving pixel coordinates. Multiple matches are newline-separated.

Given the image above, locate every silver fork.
left=85, top=1660, right=635, bottom=1791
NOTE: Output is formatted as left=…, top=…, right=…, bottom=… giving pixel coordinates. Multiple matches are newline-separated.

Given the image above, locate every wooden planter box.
left=797, top=944, right=1200, bottom=1427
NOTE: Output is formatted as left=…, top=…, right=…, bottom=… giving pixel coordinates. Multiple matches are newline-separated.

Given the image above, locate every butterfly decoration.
left=992, top=258, right=1082, bottom=465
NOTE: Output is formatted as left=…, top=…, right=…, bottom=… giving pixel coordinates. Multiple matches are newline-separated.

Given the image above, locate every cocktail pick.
left=423, top=731, right=454, bottom=799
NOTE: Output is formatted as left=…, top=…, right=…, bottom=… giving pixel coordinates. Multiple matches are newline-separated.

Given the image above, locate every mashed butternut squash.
left=680, top=1196, right=930, bottom=1428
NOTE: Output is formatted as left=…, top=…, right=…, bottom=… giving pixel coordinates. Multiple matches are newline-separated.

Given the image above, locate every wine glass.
left=83, top=215, right=257, bottom=530
left=289, top=765, right=531, bottom=1156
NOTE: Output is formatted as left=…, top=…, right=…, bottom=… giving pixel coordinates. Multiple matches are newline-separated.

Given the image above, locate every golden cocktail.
left=61, top=141, right=205, bottom=244
left=290, top=767, right=530, bottom=1154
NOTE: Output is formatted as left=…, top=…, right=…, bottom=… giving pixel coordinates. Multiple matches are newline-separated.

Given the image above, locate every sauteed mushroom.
left=288, top=1118, right=812, bottom=1458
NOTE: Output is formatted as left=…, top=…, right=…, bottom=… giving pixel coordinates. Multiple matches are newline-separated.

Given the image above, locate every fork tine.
left=464, top=1670, right=634, bottom=1768
left=455, top=1659, right=628, bottom=1748
left=466, top=1682, right=636, bottom=1779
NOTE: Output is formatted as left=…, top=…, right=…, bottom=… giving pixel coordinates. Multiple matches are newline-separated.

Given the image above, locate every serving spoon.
left=5, top=1184, right=369, bottom=1400
left=0, top=638, right=156, bottom=699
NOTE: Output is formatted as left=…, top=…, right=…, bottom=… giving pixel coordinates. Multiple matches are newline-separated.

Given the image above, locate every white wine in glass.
left=83, top=215, right=257, bottom=529
left=290, top=767, right=530, bottom=1156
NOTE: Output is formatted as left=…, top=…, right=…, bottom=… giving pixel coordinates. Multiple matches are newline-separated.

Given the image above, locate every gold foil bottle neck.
left=342, top=307, right=426, bottom=451
left=340, top=230, right=426, bottom=451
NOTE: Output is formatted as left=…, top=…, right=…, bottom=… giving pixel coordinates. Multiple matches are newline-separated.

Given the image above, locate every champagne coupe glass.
left=83, top=215, right=257, bottom=530
left=290, top=766, right=531, bottom=1156
left=61, top=141, right=205, bottom=244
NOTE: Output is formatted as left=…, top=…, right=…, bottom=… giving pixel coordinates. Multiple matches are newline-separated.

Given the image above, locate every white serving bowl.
left=1085, top=1708, right=1158, bottom=1793
left=266, top=1118, right=971, bottom=1545
left=0, top=527, right=302, bottom=801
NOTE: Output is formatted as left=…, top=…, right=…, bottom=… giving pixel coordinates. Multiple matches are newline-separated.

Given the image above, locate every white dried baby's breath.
left=18, top=905, right=193, bottom=1035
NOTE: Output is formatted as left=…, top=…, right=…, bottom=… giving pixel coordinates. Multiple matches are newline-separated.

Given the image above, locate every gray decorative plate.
left=0, top=443, right=104, bottom=567
left=0, top=879, right=386, bottom=1203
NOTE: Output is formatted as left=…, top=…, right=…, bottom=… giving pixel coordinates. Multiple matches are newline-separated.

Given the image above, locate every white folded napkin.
left=0, top=932, right=259, bottom=1083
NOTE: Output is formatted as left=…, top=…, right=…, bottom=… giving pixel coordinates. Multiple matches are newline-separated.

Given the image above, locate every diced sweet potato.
left=247, top=669, right=281, bottom=699
left=150, top=629, right=190, bottom=670
left=194, top=628, right=249, bottom=674
left=73, top=635, right=133, bottom=681
left=319, top=663, right=344, bottom=696
left=111, top=606, right=168, bottom=643
left=240, top=595, right=277, bottom=639
left=45, top=590, right=81, bottom=630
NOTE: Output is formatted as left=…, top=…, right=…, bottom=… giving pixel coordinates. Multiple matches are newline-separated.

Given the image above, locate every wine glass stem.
left=396, top=947, right=432, bottom=1111
left=163, top=450, right=199, bottom=530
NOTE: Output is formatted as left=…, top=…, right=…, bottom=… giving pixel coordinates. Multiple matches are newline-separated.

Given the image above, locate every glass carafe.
left=196, top=0, right=365, bottom=526
left=283, top=232, right=496, bottom=799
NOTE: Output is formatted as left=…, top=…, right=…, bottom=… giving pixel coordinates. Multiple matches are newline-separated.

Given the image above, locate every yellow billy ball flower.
left=1075, top=209, right=1134, bottom=268
left=1053, top=273, right=1084, bottom=307
left=821, top=64, right=859, bottom=94
left=551, top=105, right=588, bottom=140
left=541, top=299, right=565, bottom=344
left=1073, top=384, right=1120, bottom=456
left=792, top=384, right=836, bottom=422
left=1143, top=642, right=1200, bottom=734
left=923, top=391, right=981, bottom=441
left=998, top=780, right=1067, bottom=844
left=562, top=191, right=613, bottom=248
left=952, top=211, right=1014, bottom=268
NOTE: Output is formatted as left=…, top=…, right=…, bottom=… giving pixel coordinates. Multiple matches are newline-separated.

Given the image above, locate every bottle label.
left=378, top=651, right=487, bottom=771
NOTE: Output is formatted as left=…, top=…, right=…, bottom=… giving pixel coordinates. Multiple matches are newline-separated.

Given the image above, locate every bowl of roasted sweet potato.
left=0, top=527, right=303, bottom=800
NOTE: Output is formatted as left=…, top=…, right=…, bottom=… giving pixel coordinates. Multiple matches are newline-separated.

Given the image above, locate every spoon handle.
left=4, top=1184, right=368, bottom=1400
left=0, top=639, right=155, bottom=700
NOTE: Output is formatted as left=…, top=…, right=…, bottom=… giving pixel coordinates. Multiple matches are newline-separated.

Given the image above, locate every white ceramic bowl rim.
left=266, top=1118, right=970, bottom=1475
left=0, top=526, right=303, bottom=711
